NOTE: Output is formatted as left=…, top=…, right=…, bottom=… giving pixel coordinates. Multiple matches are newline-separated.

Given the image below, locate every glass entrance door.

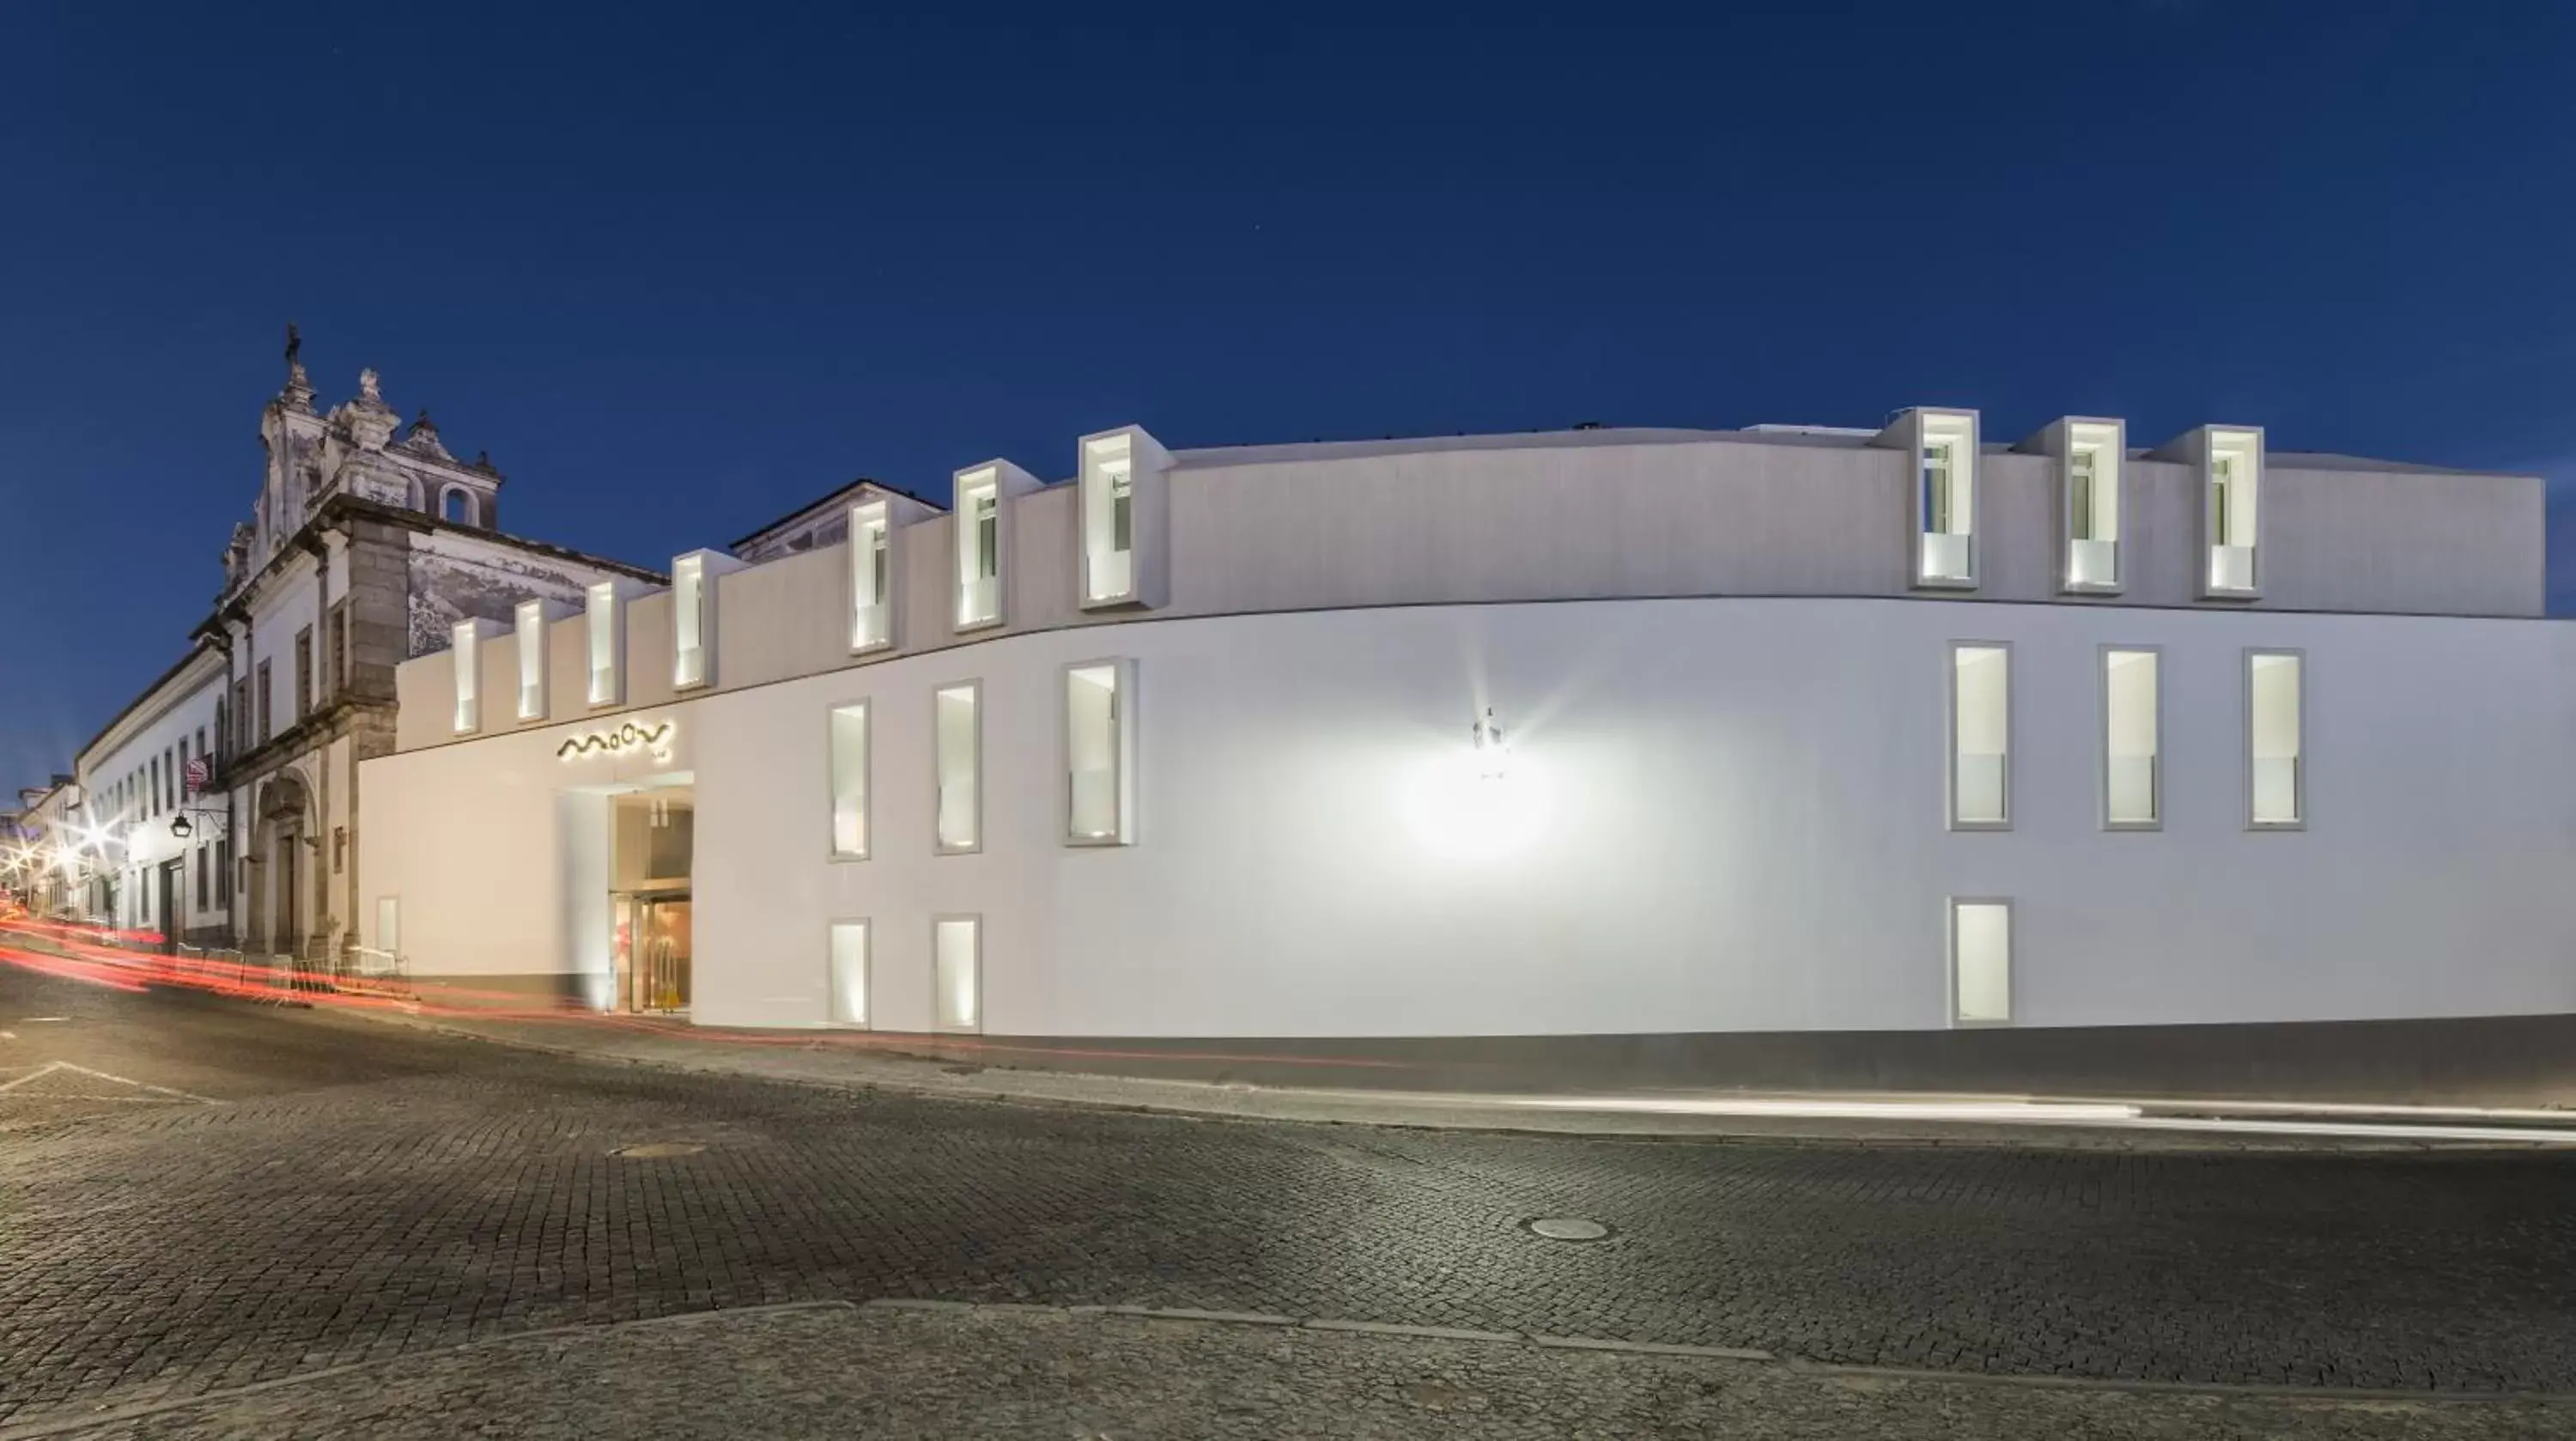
left=630, top=897, right=691, bottom=1013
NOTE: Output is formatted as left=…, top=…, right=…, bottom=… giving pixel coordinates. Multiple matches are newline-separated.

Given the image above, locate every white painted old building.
left=361, top=411, right=2576, bottom=1094
left=73, top=644, right=230, bottom=945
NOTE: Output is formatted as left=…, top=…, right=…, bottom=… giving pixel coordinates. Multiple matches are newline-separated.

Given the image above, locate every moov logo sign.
left=556, top=720, right=674, bottom=763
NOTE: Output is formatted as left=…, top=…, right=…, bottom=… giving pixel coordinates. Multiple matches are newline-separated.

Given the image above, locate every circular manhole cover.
left=1525, top=1216, right=1613, bottom=1242
left=611, top=1142, right=707, bottom=1158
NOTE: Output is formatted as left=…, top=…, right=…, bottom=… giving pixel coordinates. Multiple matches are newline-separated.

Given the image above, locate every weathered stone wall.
left=404, top=532, right=609, bottom=659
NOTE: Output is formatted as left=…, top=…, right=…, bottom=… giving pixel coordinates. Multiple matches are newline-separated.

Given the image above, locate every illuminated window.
left=1949, top=899, right=2012, bottom=1025
left=828, top=921, right=868, bottom=1026
left=672, top=555, right=708, bottom=689
left=451, top=621, right=480, bottom=734
left=1916, top=411, right=1978, bottom=587
left=955, top=469, right=1001, bottom=629
left=2248, top=650, right=2303, bottom=828
left=1065, top=660, right=1134, bottom=845
left=849, top=501, right=892, bottom=652
left=1948, top=643, right=2009, bottom=829
left=515, top=600, right=548, bottom=720
left=828, top=702, right=869, bottom=860
left=2207, top=429, right=2263, bottom=596
left=1082, top=435, right=1135, bottom=605
left=933, top=915, right=981, bottom=1033
left=2064, top=420, right=2123, bottom=592
left=586, top=581, right=619, bottom=706
left=934, top=682, right=980, bottom=853
left=2102, top=648, right=2160, bottom=828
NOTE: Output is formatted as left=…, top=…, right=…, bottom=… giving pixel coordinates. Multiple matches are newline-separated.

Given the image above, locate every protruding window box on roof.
left=1874, top=408, right=1981, bottom=590
left=2014, top=417, right=2127, bottom=595
left=842, top=484, right=939, bottom=657
left=448, top=617, right=506, bottom=736
left=584, top=576, right=655, bottom=708
left=513, top=598, right=573, bottom=723
left=670, top=549, right=748, bottom=691
left=2150, top=424, right=2265, bottom=600
left=951, top=460, right=1041, bottom=634
left=1078, top=426, right=1173, bottom=611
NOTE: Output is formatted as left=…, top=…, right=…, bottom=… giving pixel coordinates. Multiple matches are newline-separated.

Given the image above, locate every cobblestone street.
left=3, top=965, right=2573, bottom=1432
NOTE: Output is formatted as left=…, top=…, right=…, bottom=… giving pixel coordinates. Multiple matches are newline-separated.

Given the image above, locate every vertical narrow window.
left=295, top=627, right=313, bottom=718
left=515, top=599, right=547, bottom=720
left=1947, top=643, right=2010, bottom=829
left=828, top=921, right=869, bottom=1026
left=329, top=602, right=349, bottom=697
left=1065, top=660, right=1134, bottom=845
left=955, top=470, right=1001, bottom=629
left=828, top=702, right=870, bottom=860
left=586, top=581, right=618, bottom=706
left=672, top=555, right=708, bottom=689
left=451, top=621, right=480, bottom=734
left=849, top=502, right=892, bottom=652
left=1949, top=899, right=2012, bottom=1025
left=2248, top=650, right=2304, bottom=828
left=2102, top=648, right=2160, bottom=828
left=1917, top=412, right=1978, bottom=586
left=934, top=683, right=981, bottom=853
left=1082, top=435, right=1135, bottom=604
left=196, top=843, right=208, bottom=903
left=257, top=661, right=272, bottom=742
left=376, top=896, right=399, bottom=957
left=933, top=916, right=981, bottom=1033
left=2208, top=429, right=2263, bottom=596
left=2064, top=421, right=2123, bottom=592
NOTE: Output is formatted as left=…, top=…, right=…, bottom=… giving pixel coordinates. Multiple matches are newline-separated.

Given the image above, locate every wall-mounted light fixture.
left=1406, top=703, right=1546, bottom=862
left=1472, top=707, right=1510, bottom=781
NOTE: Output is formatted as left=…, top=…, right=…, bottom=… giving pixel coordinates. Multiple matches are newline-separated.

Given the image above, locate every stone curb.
left=327, top=1006, right=2495, bottom=1155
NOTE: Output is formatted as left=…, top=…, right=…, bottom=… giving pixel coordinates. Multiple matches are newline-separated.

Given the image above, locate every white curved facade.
left=361, top=415, right=2573, bottom=1087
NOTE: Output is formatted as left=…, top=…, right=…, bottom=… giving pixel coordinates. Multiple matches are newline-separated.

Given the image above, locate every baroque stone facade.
left=192, top=332, right=661, bottom=958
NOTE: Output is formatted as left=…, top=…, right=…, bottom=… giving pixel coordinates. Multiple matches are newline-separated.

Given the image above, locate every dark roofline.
left=73, top=641, right=223, bottom=768
left=731, top=477, right=949, bottom=552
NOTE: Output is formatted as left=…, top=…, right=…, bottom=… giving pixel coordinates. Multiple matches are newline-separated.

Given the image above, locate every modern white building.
left=360, top=412, right=2576, bottom=1097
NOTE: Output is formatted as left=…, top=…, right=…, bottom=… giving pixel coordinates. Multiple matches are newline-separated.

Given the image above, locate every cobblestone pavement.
left=38, top=1304, right=2574, bottom=1441
left=3, top=966, right=2573, bottom=1432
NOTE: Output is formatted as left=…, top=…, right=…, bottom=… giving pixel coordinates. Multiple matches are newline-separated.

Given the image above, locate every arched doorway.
left=250, top=771, right=317, bottom=957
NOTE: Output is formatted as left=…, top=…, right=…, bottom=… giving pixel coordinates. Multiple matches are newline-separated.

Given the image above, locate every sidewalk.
left=350, top=1005, right=2576, bottom=1149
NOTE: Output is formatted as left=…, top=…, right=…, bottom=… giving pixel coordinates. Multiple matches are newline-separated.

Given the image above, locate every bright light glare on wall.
left=1403, top=714, right=1548, bottom=861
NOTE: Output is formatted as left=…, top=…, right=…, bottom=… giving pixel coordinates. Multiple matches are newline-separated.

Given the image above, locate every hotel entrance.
left=608, top=788, right=692, bottom=1014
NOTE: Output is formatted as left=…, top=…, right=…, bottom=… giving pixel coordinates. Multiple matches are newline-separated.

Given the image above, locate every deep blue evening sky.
left=3, top=3, right=2571, bottom=795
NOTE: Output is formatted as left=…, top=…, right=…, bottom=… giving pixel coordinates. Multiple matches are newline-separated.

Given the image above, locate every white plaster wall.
left=361, top=704, right=694, bottom=982
left=365, top=597, right=2576, bottom=1038
left=242, top=553, right=325, bottom=740
left=392, top=434, right=2546, bottom=753
left=76, top=659, right=227, bottom=930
